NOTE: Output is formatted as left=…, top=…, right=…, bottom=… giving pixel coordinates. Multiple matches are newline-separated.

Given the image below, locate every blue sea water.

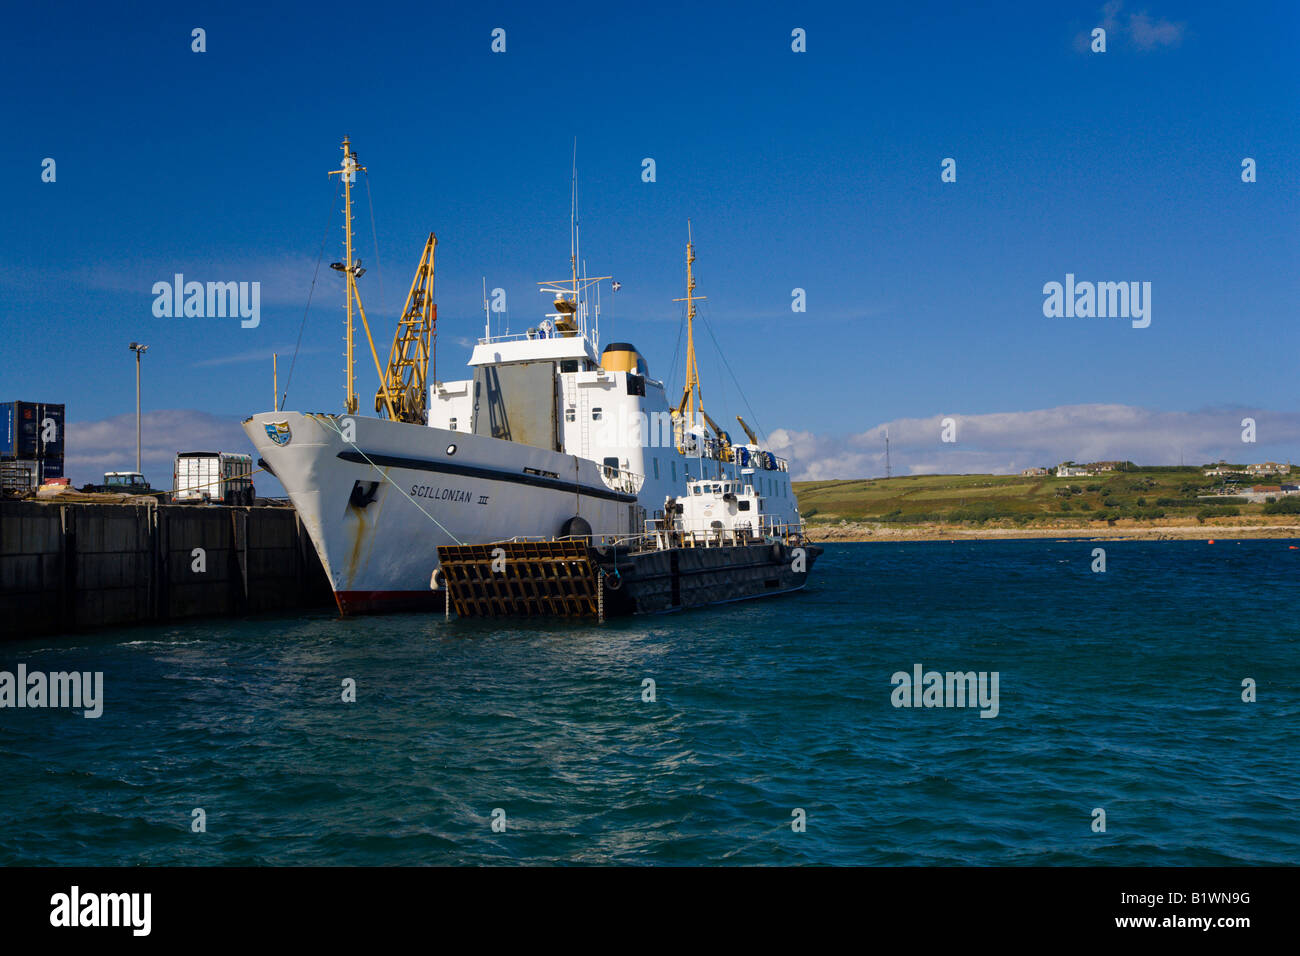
left=1, top=539, right=1297, bottom=866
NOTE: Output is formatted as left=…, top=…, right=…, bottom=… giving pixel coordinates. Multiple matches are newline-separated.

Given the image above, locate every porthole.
left=446, top=443, right=457, bottom=455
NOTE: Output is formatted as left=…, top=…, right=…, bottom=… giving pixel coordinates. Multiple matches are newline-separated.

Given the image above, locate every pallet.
left=435, top=540, right=602, bottom=618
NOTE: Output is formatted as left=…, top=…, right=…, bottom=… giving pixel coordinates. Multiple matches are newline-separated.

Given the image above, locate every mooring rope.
left=716, top=816, right=804, bottom=861
left=315, top=415, right=465, bottom=545
left=281, top=180, right=343, bottom=411
left=363, top=170, right=385, bottom=321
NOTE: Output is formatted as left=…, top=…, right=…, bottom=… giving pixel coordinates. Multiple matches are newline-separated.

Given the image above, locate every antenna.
left=885, top=428, right=892, bottom=479
left=596, top=265, right=604, bottom=345
left=582, top=257, right=600, bottom=348
left=482, top=276, right=489, bottom=341
left=571, top=139, right=579, bottom=293
left=537, top=141, right=609, bottom=343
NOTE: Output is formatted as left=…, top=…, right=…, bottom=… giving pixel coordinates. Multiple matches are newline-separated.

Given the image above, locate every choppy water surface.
left=1, top=539, right=1297, bottom=865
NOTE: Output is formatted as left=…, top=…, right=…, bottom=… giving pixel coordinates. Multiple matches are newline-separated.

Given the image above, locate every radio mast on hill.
left=885, top=428, right=892, bottom=479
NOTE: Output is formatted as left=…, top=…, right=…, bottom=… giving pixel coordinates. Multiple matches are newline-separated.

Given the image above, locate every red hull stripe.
left=334, top=590, right=445, bottom=615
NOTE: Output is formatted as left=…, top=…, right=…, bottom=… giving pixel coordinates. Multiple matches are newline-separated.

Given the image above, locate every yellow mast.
left=329, top=137, right=396, bottom=419
left=672, top=221, right=707, bottom=441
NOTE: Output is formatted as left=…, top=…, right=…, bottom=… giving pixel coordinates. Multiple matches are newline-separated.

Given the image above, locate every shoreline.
left=809, top=518, right=1300, bottom=543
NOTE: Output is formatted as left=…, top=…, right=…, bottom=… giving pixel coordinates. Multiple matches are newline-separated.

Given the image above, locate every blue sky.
left=4, top=0, right=1298, bottom=484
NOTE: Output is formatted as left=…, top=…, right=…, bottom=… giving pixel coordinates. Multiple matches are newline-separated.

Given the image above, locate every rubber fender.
left=560, top=515, right=593, bottom=540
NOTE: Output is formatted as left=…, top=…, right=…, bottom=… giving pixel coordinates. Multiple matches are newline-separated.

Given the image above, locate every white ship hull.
left=243, top=411, right=641, bottom=614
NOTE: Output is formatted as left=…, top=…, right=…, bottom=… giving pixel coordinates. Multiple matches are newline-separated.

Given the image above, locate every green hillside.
left=792, top=468, right=1296, bottom=526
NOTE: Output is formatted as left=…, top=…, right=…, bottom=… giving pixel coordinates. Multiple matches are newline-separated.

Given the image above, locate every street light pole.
left=128, top=343, right=148, bottom=473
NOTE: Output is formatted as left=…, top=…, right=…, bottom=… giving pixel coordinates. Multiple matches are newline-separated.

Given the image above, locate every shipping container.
left=1, top=402, right=35, bottom=457
left=40, top=455, right=65, bottom=482
left=11, top=401, right=40, bottom=459
left=38, top=402, right=65, bottom=460
left=0, top=404, right=13, bottom=457
left=2, top=401, right=66, bottom=464
left=173, top=451, right=256, bottom=505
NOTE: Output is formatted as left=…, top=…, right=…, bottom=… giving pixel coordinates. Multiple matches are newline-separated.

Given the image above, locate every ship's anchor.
left=349, top=480, right=379, bottom=509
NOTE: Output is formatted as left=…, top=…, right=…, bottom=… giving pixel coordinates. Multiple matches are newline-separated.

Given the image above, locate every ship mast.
left=328, top=137, right=395, bottom=419
left=672, top=221, right=707, bottom=440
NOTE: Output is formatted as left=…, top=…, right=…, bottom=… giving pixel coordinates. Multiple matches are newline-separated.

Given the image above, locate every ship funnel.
left=601, top=342, right=646, bottom=376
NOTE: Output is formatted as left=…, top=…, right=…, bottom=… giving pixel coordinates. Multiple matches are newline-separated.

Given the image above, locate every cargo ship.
left=244, top=138, right=812, bottom=614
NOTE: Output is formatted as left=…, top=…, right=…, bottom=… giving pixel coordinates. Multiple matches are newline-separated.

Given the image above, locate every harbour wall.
left=0, top=500, right=333, bottom=639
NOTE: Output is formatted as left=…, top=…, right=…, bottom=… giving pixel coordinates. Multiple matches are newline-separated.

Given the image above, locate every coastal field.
left=793, top=469, right=1300, bottom=542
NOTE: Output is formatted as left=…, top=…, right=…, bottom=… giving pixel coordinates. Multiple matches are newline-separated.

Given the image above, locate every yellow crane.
left=700, top=408, right=733, bottom=462
left=735, top=415, right=759, bottom=445
left=376, top=233, right=437, bottom=423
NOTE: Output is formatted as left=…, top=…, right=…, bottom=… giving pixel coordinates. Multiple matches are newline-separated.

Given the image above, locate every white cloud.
left=1127, top=10, right=1186, bottom=49
left=3, top=254, right=330, bottom=309
left=769, top=404, right=1300, bottom=481
left=193, top=345, right=328, bottom=367
left=61, top=402, right=1298, bottom=493
left=1075, top=2, right=1186, bottom=52
left=65, top=410, right=254, bottom=488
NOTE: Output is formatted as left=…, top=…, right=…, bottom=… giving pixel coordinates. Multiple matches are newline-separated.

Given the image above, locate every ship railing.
left=478, top=327, right=597, bottom=348
left=495, top=530, right=655, bottom=550
left=598, top=464, right=645, bottom=496
left=758, top=519, right=807, bottom=545
left=636, top=517, right=807, bottom=550
left=490, top=518, right=808, bottom=553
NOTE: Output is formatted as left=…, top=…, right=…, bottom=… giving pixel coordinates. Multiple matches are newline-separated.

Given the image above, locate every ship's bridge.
left=468, top=331, right=598, bottom=368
